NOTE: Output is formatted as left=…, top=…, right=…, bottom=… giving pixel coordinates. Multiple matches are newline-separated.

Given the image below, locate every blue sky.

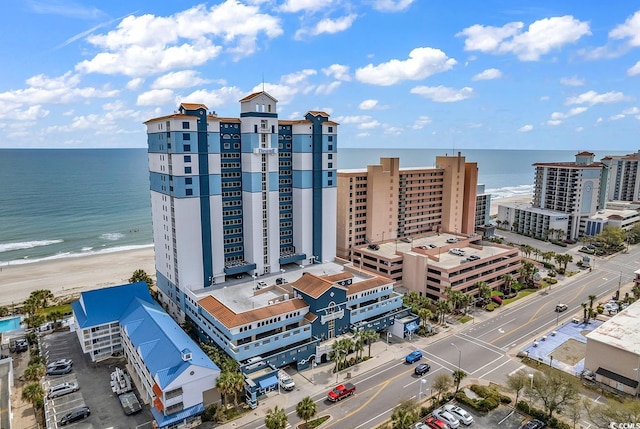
left=1, top=1, right=640, bottom=150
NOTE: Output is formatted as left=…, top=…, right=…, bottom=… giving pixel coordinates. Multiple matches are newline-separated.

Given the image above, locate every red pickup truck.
left=327, top=383, right=356, bottom=401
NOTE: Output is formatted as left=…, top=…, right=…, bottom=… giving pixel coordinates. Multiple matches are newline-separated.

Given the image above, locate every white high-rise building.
left=144, top=92, right=337, bottom=317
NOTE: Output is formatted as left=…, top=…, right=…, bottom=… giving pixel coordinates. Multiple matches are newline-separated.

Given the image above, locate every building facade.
left=145, top=92, right=337, bottom=320
left=601, top=151, right=640, bottom=204
left=336, top=154, right=480, bottom=260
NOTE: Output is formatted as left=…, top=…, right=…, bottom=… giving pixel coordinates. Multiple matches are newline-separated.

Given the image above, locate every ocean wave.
left=0, top=243, right=154, bottom=266
left=486, top=184, right=534, bottom=200
left=0, top=239, right=64, bottom=253
left=100, top=233, right=125, bottom=241
left=81, top=247, right=93, bottom=251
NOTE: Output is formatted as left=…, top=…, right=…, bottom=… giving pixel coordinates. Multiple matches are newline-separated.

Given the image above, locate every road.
left=243, top=244, right=640, bottom=429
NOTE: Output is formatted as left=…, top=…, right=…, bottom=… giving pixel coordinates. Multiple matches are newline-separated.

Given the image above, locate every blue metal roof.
left=120, top=298, right=219, bottom=389
left=150, top=402, right=205, bottom=428
left=72, top=282, right=155, bottom=328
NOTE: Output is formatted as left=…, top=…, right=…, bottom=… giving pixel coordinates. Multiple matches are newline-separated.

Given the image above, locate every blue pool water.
left=0, top=317, right=21, bottom=333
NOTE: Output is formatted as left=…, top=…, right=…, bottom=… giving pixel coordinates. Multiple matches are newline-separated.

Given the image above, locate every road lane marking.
left=479, top=357, right=517, bottom=379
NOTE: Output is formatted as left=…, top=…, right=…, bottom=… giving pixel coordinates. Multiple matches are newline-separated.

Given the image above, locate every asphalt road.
left=244, top=243, right=640, bottom=429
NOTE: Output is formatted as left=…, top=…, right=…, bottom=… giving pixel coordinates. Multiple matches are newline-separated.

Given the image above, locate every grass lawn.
left=503, top=289, right=537, bottom=305
left=39, top=303, right=73, bottom=317
left=459, top=316, right=473, bottom=323
left=298, top=415, right=330, bottom=429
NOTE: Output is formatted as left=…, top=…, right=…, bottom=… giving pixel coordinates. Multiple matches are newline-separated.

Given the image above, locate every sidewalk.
left=217, top=264, right=595, bottom=429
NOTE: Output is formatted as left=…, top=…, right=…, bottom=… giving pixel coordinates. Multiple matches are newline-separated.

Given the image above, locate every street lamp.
left=386, top=332, right=392, bottom=351
left=556, top=302, right=560, bottom=327
left=418, top=378, right=428, bottom=401
left=451, top=343, right=461, bottom=372
left=335, top=350, right=347, bottom=383
left=252, top=274, right=257, bottom=290
left=528, top=373, right=534, bottom=407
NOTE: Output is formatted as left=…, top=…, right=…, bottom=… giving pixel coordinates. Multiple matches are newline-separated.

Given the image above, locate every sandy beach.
left=0, top=247, right=156, bottom=307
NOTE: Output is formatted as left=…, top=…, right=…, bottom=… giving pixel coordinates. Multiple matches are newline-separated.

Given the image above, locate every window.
left=184, top=155, right=191, bottom=162
left=185, top=178, right=192, bottom=185
left=328, top=180, right=333, bottom=186
left=328, top=154, right=333, bottom=159
left=328, top=135, right=333, bottom=142
left=328, top=162, right=333, bottom=168
left=183, top=133, right=191, bottom=141
left=328, top=145, right=333, bottom=151
left=328, top=172, right=333, bottom=177
left=328, top=126, right=333, bottom=132
left=186, top=189, right=193, bottom=196
left=184, top=144, right=191, bottom=152
left=185, top=167, right=192, bottom=174
left=182, top=121, right=190, bottom=129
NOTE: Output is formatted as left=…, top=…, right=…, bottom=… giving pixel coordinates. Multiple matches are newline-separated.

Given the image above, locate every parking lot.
left=41, top=330, right=153, bottom=428
left=421, top=404, right=530, bottom=429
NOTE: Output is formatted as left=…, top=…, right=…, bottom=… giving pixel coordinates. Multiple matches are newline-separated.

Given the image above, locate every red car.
left=425, top=416, right=450, bottom=429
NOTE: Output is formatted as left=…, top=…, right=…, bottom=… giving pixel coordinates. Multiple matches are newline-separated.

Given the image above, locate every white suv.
left=47, top=381, right=79, bottom=399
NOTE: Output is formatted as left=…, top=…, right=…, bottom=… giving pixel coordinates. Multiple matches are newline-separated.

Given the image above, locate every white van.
left=278, top=371, right=295, bottom=391
left=47, top=381, right=79, bottom=399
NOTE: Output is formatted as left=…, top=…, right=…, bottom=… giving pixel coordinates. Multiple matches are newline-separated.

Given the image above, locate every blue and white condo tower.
left=145, top=92, right=338, bottom=319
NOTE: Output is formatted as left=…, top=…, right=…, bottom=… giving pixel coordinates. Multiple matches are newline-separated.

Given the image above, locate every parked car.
left=405, top=350, right=423, bottom=364
left=425, top=416, right=450, bottom=429
left=446, top=238, right=458, bottom=243
left=278, top=370, right=295, bottom=391
left=47, top=364, right=72, bottom=376
left=443, top=404, right=474, bottom=425
left=415, top=363, right=431, bottom=376
left=433, top=408, right=460, bottom=428
left=275, top=277, right=288, bottom=285
left=467, top=255, right=480, bottom=261
left=47, top=358, right=73, bottom=368
left=521, top=419, right=546, bottom=429
left=414, top=423, right=430, bottom=429
left=59, top=406, right=90, bottom=426
left=47, top=382, right=79, bottom=399
left=10, top=338, right=28, bottom=353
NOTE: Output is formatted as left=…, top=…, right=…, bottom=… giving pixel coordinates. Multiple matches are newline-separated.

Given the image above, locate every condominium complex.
left=498, top=151, right=603, bottom=240
left=144, top=92, right=337, bottom=319
left=601, top=150, right=640, bottom=203
left=336, top=154, right=479, bottom=260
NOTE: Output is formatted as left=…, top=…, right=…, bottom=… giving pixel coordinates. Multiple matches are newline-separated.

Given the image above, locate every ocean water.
left=0, top=148, right=628, bottom=265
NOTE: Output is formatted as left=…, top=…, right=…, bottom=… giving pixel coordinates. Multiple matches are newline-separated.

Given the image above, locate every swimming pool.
left=0, top=316, right=21, bottom=333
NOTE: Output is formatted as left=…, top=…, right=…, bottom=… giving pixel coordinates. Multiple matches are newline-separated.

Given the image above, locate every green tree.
left=22, top=382, right=45, bottom=408
left=506, top=371, right=529, bottom=406
left=529, top=369, right=579, bottom=419
left=48, top=310, right=64, bottom=329
left=435, top=300, right=450, bottom=324
left=432, top=373, right=453, bottom=403
left=476, top=281, right=492, bottom=305
left=264, top=405, right=288, bottom=429
left=228, top=371, right=245, bottom=407
left=417, top=308, right=433, bottom=328
left=296, top=396, right=317, bottom=428
left=129, top=269, right=155, bottom=287
left=0, top=306, right=9, bottom=317
left=390, top=398, right=420, bottom=429
left=23, top=363, right=45, bottom=382
left=452, top=369, right=467, bottom=393
left=215, top=371, right=235, bottom=406
left=588, top=294, right=597, bottom=310
left=585, top=397, right=640, bottom=427
left=501, top=274, right=514, bottom=295
left=360, top=330, right=379, bottom=358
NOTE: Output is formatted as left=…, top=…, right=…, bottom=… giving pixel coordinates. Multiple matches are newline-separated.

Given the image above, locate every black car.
left=521, top=419, right=546, bottom=429
left=47, top=364, right=72, bottom=376
left=415, top=363, right=431, bottom=376
left=60, top=406, right=90, bottom=425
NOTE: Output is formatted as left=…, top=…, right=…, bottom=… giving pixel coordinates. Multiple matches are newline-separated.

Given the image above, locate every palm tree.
left=229, top=372, right=245, bottom=407
left=23, top=363, right=45, bottom=382
left=353, top=331, right=365, bottom=361
left=476, top=281, right=492, bottom=305
left=581, top=302, right=588, bottom=323
left=501, top=274, right=514, bottom=295
left=22, top=382, right=44, bottom=408
left=215, top=371, right=234, bottom=406
left=588, top=295, right=597, bottom=310
left=264, top=405, right=288, bottom=429
left=296, top=396, right=317, bottom=428
left=435, top=300, right=450, bottom=324
left=48, top=310, right=64, bottom=329
left=30, top=289, right=54, bottom=309
left=452, top=369, right=467, bottom=393
left=391, top=407, right=415, bottom=429
left=360, top=330, right=379, bottom=358
left=418, top=308, right=433, bottom=328
left=330, top=338, right=351, bottom=372
left=432, top=373, right=453, bottom=403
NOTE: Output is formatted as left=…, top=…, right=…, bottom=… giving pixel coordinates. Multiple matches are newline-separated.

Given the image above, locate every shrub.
left=477, top=397, right=499, bottom=411
left=491, top=296, right=503, bottom=305
left=485, top=303, right=496, bottom=312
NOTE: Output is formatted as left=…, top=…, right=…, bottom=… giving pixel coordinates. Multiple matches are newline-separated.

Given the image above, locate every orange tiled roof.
left=322, top=272, right=354, bottom=282
left=307, top=110, right=330, bottom=117
left=347, top=276, right=393, bottom=294
left=180, top=103, right=208, bottom=110
left=291, top=272, right=345, bottom=299
left=143, top=113, right=192, bottom=124
left=278, top=119, right=311, bottom=125
left=198, top=296, right=308, bottom=328
left=239, top=91, right=278, bottom=102
left=576, top=151, right=595, bottom=156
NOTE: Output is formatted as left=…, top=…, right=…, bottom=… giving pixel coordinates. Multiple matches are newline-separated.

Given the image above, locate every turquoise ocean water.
left=0, top=148, right=628, bottom=265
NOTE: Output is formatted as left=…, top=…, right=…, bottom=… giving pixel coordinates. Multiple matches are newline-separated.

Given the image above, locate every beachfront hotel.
left=497, top=151, right=603, bottom=240
left=144, top=92, right=337, bottom=320
left=601, top=150, right=640, bottom=203
left=335, top=154, right=482, bottom=260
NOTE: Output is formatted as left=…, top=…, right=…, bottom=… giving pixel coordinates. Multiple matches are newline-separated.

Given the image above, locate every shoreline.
left=490, top=194, right=532, bottom=217
left=0, top=247, right=156, bottom=307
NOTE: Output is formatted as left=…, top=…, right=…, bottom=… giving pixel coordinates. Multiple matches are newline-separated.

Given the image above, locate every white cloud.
left=315, top=81, right=341, bottom=95
left=355, top=47, right=456, bottom=86
left=540, top=95, right=550, bottom=101
left=628, top=61, right=640, bottom=76
left=360, top=119, right=380, bottom=129
left=576, top=126, right=584, bottom=132
left=472, top=68, right=502, bottom=81
left=518, top=124, right=533, bottom=132
left=297, top=14, right=357, bottom=39
left=565, top=90, right=632, bottom=105
left=182, top=86, right=245, bottom=109
left=334, top=115, right=373, bottom=124
left=609, top=11, right=640, bottom=47
left=547, top=107, right=587, bottom=125
left=410, top=85, right=473, bottom=102
left=560, top=76, right=585, bottom=86
left=372, top=0, right=415, bottom=12
left=383, top=125, right=403, bottom=135
left=322, top=64, right=351, bottom=81
left=359, top=99, right=378, bottom=110
left=126, top=78, right=144, bottom=90
left=76, top=2, right=283, bottom=77
left=136, top=89, right=175, bottom=106
left=547, top=119, right=562, bottom=126
left=412, top=115, right=432, bottom=129
left=152, top=70, right=210, bottom=89
left=596, top=117, right=603, bottom=123
left=280, top=0, right=331, bottom=13
left=458, top=16, right=591, bottom=61
left=357, top=132, right=370, bottom=138
left=623, top=107, right=640, bottom=115
left=251, top=70, right=317, bottom=104
left=610, top=114, right=625, bottom=121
